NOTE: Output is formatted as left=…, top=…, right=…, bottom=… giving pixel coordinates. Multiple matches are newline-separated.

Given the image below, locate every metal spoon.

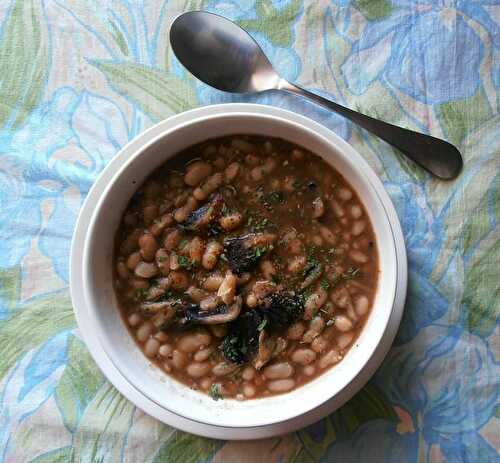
left=170, top=11, right=463, bottom=180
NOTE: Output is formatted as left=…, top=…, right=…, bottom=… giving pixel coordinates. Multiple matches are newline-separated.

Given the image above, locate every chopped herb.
left=257, top=318, right=268, bottom=332
left=344, top=267, right=360, bottom=279
left=292, top=179, right=303, bottom=189
left=178, top=255, right=196, bottom=270
left=179, top=239, right=189, bottom=249
left=208, top=383, right=223, bottom=401
left=306, top=245, right=319, bottom=263
left=330, top=267, right=361, bottom=288
left=134, top=289, right=147, bottom=301
left=254, top=247, right=266, bottom=258
left=157, top=256, right=167, bottom=263
left=320, top=278, right=330, bottom=290
left=268, top=191, right=285, bottom=203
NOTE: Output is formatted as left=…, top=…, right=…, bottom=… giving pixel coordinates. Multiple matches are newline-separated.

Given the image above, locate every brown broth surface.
left=113, top=135, right=379, bottom=400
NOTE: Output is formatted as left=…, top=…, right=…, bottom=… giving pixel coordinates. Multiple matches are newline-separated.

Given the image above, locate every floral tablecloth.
left=0, top=1, right=499, bottom=462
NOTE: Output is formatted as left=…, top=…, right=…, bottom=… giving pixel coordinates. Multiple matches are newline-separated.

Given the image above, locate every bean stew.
left=113, top=136, right=378, bottom=400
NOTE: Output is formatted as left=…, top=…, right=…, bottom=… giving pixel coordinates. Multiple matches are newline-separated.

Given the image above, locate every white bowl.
left=71, top=104, right=407, bottom=439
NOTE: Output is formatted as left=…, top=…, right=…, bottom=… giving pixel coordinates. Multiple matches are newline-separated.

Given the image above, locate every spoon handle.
left=280, top=81, right=463, bottom=179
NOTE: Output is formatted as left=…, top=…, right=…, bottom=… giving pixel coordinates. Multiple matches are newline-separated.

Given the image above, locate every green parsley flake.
left=208, top=383, right=223, bottom=401
left=320, top=279, right=330, bottom=290
left=178, top=255, right=195, bottom=270
left=257, top=318, right=268, bottom=332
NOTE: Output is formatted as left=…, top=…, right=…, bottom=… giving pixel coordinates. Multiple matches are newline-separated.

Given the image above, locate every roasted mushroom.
left=223, top=232, right=276, bottom=274
left=181, top=296, right=242, bottom=325
left=181, top=193, right=225, bottom=232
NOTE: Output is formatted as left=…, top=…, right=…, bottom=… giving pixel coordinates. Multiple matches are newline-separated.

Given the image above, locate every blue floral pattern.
left=0, top=0, right=498, bottom=462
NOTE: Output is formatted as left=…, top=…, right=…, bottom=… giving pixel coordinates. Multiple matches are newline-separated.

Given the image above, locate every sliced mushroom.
left=253, top=331, right=276, bottom=370
left=300, top=262, right=323, bottom=290
left=181, top=193, right=224, bottom=231
left=223, top=232, right=276, bottom=274
left=182, top=296, right=242, bottom=325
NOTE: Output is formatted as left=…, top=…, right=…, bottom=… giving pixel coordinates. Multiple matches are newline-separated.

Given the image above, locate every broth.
left=113, top=135, right=378, bottom=400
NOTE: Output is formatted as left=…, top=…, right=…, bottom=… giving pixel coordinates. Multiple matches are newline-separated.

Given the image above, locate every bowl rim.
left=71, top=103, right=407, bottom=437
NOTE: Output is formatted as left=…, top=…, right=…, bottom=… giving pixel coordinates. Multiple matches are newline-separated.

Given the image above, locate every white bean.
left=200, top=295, right=220, bottom=310
left=200, top=378, right=212, bottom=390
left=203, top=274, right=223, bottom=291
left=139, top=233, right=158, bottom=262
left=154, top=331, right=169, bottom=342
left=127, top=312, right=142, bottom=327
left=243, top=384, right=256, bottom=398
left=250, top=166, right=263, bottom=181
left=194, top=347, right=214, bottom=362
left=291, top=348, right=317, bottom=365
left=310, top=316, right=326, bottom=333
left=337, top=188, right=353, bottom=201
left=302, top=365, right=316, bottom=376
left=174, top=197, right=198, bottom=223
left=187, top=362, right=211, bottom=378
left=126, top=251, right=141, bottom=270
left=171, top=350, right=187, bottom=369
left=185, top=161, right=212, bottom=186
left=189, top=236, right=205, bottom=264
left=150, top=213, right=174, bottom=237
left=134, top=261, right=158, bottom=279
left=319, top=349, right=342, bottom=369
left=304, top=289, right=328, bottom=319
left=144, top=338, right=160, bottom=357
left=136, top=321, right=154, bottom=342
left=193, top=172, right=223, bottom=200
left=159, top=344, right=173, bottom=357
left=242, top=366, right=256, bottom=381
left=352, top=221, right=366, bottom=236
left=311, top=335, right=328, bottom=353
left=335, top=314, right=354, bottom=332
left=164, top=229, right=181, bottom=251
left=246, top=293, right=258, bottom=308
left=213, top=361, right=239, bottom=377
left=312, top=197, right=325, bottom=218
left=337, top=332, right=354, bottom=349
left=263, top=362, right=294, bottom=379
left=355, top=295, right=370, bottom=316
left=217, top=271, right=237, bottom=304
left=178, top=332, right=212, bottom=353
left=267, top=379, right=295, bottom=393
left=331, top=200, right=345, bottom=218
left=168, top=270, right=189, bottom=291
left=350, top=250, right=369, bottom=263
left=319, top=225, right=337, bottom=245
left=219, top=212, right=243, bottom=231
left=202, top=241, right=223, bottom=270
left=116, top=261, right=129, bottom=280
left=224, top=162, right=240, bottom=182
left=350, top=204, right=363, bottom=219
left=209, top=324, right=228, bottom=338
left=186, top=286, right=206, bottom=303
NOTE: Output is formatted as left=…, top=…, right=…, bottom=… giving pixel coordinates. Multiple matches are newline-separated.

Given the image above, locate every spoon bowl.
left=170, top=11, right=280, bottom=93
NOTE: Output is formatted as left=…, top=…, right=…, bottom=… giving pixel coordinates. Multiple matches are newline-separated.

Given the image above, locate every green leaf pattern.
left=0, top=0, right=498, bottom=461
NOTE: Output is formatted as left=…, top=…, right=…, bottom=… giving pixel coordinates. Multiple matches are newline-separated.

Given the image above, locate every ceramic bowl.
left=71, top=103, right=407, bottom=438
